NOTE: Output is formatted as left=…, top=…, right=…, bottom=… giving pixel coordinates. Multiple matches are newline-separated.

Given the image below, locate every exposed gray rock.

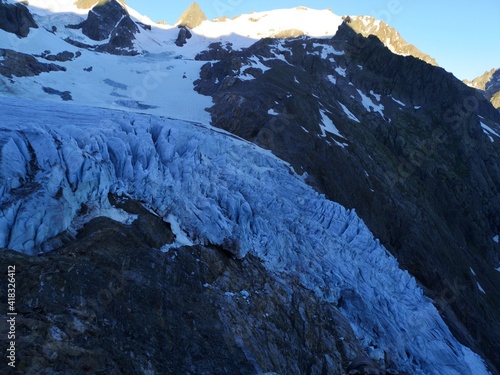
left=79, top=0, right=129, bottom=41
left=39, top=50, right=76, bottom=62
left=174, top=25, right=192, bottom=47
left=0, top=199, right=385, bottom=374
left=42, top=87, right=73, bottom=101
left=0, top=49, right=66, bottom=78
left=0, top=1, right=38, bottom=38
left=194, top=23, right=500, bottom=374
left=71, top=0, right=140, bottom=55
left=465, top=68, right=500, bottom=109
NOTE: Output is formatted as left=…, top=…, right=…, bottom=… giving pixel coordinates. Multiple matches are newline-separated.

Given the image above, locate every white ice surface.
left=0, top=96, right=489, bottom=375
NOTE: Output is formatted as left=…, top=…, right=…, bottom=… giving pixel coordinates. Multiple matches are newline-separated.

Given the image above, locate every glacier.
left=0, top=96, right=490, bottom=375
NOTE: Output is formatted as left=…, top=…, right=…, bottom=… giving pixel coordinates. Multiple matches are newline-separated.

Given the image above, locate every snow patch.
left=313, top=43, right=344, bottom=60
left=357, top=89, right=384, bottom=117
left=476, top=282, right=486, bottom=295
left=335, top=67, right=347, bottom=77
left=338, top=102, right=360, bottom=123
left=369, top=90, right=381, bottom=102
left=319, top=110, right=348, bottom=147
left=391, top=96, right=407, bottom=107
left=162, top=214, right=195, bottom=251
left=327, top=75, right=337, bottom=85
left=480, top=122, right=500, bottom=142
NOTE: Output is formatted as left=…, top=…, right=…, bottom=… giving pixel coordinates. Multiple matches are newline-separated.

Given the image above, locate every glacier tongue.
left=0, top=97, right=489, bottom=375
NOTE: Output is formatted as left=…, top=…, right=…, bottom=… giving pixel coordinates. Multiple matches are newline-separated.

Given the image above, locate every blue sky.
left=126, top=0, right=500, bottom=80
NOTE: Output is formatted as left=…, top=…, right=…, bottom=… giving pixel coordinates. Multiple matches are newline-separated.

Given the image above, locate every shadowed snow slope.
left=0, top=96, right=489, bottom=375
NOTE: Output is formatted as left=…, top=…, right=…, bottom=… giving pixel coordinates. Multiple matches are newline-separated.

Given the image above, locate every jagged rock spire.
left=176, top=2, right=207, bottom=29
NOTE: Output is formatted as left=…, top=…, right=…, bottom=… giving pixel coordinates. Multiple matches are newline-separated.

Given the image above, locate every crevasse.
left=0, top=97, right=489, bottom=375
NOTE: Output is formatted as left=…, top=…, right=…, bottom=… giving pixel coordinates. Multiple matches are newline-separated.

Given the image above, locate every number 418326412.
left=7, top=266, right=16, bottom=313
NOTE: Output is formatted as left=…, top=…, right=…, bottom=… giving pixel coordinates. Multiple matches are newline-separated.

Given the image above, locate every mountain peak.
left=176, top=2, right=207, bottom=29
left=347, top=15, right=438, bottom=66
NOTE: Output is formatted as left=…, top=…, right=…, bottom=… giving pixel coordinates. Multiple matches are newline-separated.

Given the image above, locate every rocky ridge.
left=0, top=48, right=66, bottom=78
left=465, top=68, right=500, bottom=109
left=68, top=0, right=140, bottom=55
left=0, top=0, right=37, bottom=38
left=194, top=22, right=500, bottom=374
left=348, top=16, right=438, bottom=66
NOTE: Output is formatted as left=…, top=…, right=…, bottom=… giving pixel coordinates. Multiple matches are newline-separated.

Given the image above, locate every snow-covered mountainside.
left=1, top=1, right=499, bottom=374
left=0, top=96, right=489, bottom=375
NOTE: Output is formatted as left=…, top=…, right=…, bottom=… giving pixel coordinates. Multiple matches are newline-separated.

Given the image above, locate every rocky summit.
left=0, top=2, right=499, bottom=375
left=176, top=2, right=207, bottom=29
left=68, top=0, right=140, bottom=54
left=466, top=68, right=500, bottom=109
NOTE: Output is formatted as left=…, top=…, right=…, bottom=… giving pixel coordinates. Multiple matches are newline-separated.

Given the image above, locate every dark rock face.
left=194, top=24, right=500, bottom=374
left=0, top=198, right=378, bottom=374
left=0, top=1, right=37, bottom=38
left=75, top=0, right=140, bottom=54
left=0, top=49, right=66, bottom=78
left=175, top=26, right=192, bottom=47
left=80, top=0, right=128, bottom=41
left=42, top=87, right=73, bottom=101
left=39, top=50, right=77, bottom=62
